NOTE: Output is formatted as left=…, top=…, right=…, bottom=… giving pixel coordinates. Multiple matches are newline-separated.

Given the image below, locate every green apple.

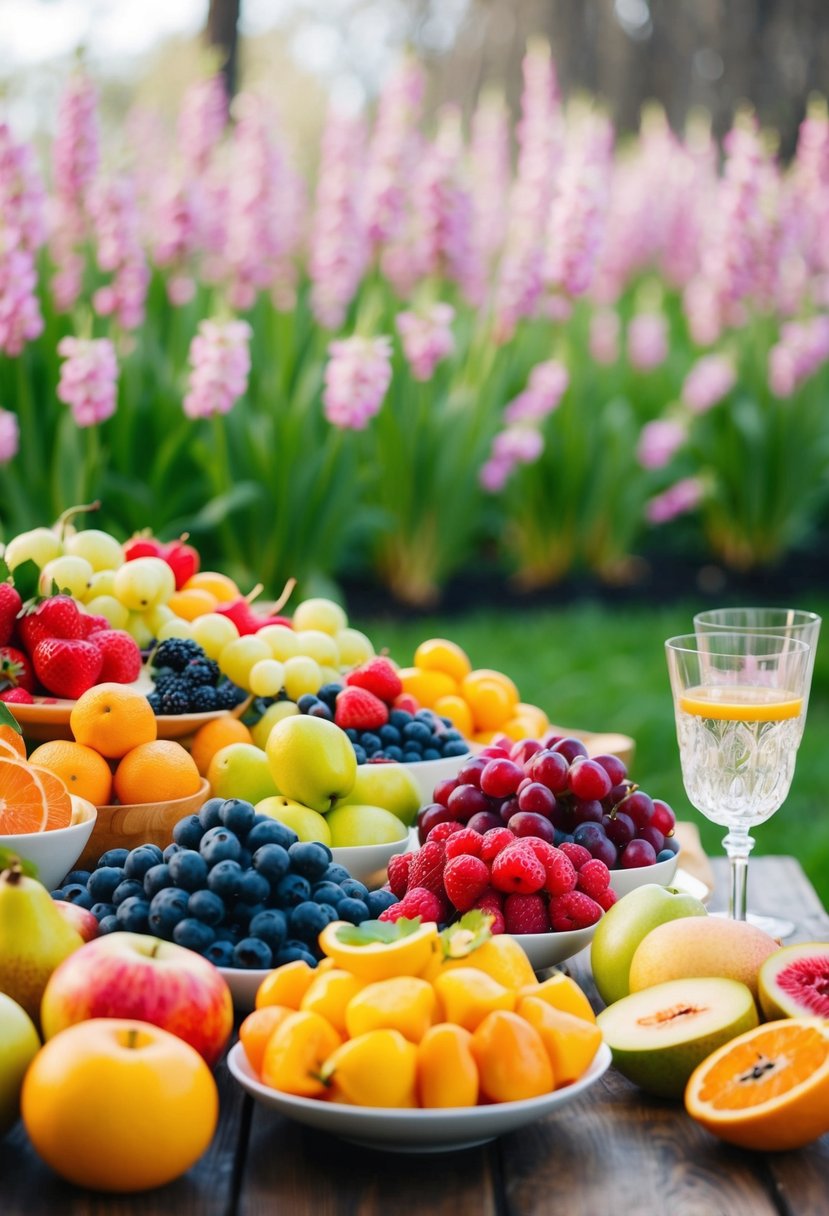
left=0, top=992, right=40, bottom=1134
left=590, top=884, right=708, bottom=1006
left=292, top=597, right=348, bottom=637
left=325, top=804, right=408, bottom=847
left=208, top=743, right=281, bottom=804
left=335, top=763, right=421, bottom=828
left=251, top=700, right=300, bottom=750
left=266, top=715, right=357, bottom=814
left=256, top=796, right=332, bottom=845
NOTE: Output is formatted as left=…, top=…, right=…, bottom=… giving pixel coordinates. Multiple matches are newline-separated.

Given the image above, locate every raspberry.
left=444, top=828, right=484, bottom=859
left=479, top=827, right=516, bottom=863
left=387, top=852, right=414, bottom=899
left=503, top=892, right=550, bottom=935
left=334, top=686, right=389, bottom=731
left=521, top=837, right=559, bottom=867
left=542, top=849, right=578, bottom=897
left=397, top=886, right=445, bottom=922
left=576, top=858, right=611, bottom=899
left=548, top=890, right=603, bottom=931
left=345, top=656, right=403, bottom=703
left=443, top=855, right=491, bottom=913
left=407, top=840, right=446, bottom=897
left=559, top=841, right=593, bottom=871
left=490, top=845, right=546, bottom=895
left=425, top=820, right=465, bottom=844
left=595, top=886, right=618, bottom=911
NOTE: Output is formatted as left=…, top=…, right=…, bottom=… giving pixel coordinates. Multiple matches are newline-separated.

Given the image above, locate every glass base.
left=711, top=910, right=795, bottom=939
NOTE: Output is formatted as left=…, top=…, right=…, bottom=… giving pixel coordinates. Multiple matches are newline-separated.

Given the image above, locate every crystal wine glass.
left=665, top=632, right=811, bottom=923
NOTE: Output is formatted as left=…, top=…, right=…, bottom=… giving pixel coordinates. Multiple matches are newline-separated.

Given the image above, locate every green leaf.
left=334, top=916, right=422, bottom=946
left=0, top=702, right=22, bottom=733
left=10, top=558, right=40, bottom=603
left=0, top=846, right=38, bottom=877
left=438, top=909, right=493, bottom=960
left=0, top=558, right=10, bottom=582
left=185, top=483, right=265, bottom=531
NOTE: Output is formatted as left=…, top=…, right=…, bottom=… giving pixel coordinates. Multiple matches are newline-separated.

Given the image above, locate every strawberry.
left=0, top=584, right=22, bottom=645
left=393, top=692, right=419, bottom=714
left=123, top=535, right=165, bottom=560
left=90, top=629, right=142, bottom=683
left=406, top=839, right=446, bottom=897
left=0, top=687, right=34, bottom=703
left=345, top=657, right=402, bottom=704
left=443, top=854, right=490, bottom=912
left=490, top=844, right=546, bottom=895
left=334, top=686, right=389, bottom=731
left=79, top=613, right=112, bottom=638
left=0, top=645, right=35, bottom=692
left=503, top=892, right=549, bottom=935
left=19, top=594, right=85, bottom=652
left=32, top=637, right=103, bottom=699
left=548, top=890, right=603, bottom=932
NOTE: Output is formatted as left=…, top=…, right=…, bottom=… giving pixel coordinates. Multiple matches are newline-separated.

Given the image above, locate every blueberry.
left=442, top=739, right=469, bottom=757
left=206, top=859, right=244, bottom=900
left=311, top=881, right=346, bottom=907
left=96, top=848, right=130, bottom=868
left=237, top=870, right=270, bottom=905
left=656, top=847, right=677, bottom=862
left=111, top=878, right=146, bottom=906
left=384, top=745, right=403, bottom=762
left=198, top=797, right=225, bottom=831
left=405, top=720, right=433, bottom=744
left=352, top=745, right=367, bottom=764
left=360, top=732, right=381, bottom=754
left=98, top=914, right=120, bottom=935
left=272, top=873, right=311, bottom=908
left=379, top=724, right=401, bottom=746
left=275, top=945, right=317, bottom=967
left=248, top=909, right=287, bottom=951
left=163, top=842, right=185, bottom=862
left=187, top=889, right=225, bottom=926
left=402, top=750, right=423, bottom=763
left=148, top=887, right=190, bottom=938
left=297, top=693, right=321, bottom=713
left=288, top=841, right=332, bottom=882
left=143, top=863, right=172, bottom=898
left=337, top=897, right=369, bottom=924
left=61, top=883, right=94, bottom=910
left=204, top=940, right=236, bottom=967
left=247, top=819, right=298, bottom=851
left=218, top=798, right=256, bottom=837
left=661, top=836, right=681, bottom=855
left=288, top=900, right=337, bottom=943
left=316, top=683, right=343, bottom=708
left=173, top=918, right=216, bottom=954
left=50, top=888, right=66, bottom=900
left=344, top=728, right=359, bottom=743
left=339, top=878, right=369, bottom=901
left=214, top=924, right=243, bottom=945
left=233, top=938, right=274, bottom=970
left=308, top=702, right=333, bottom=721
left=124, top=845, right=164, bottom=880
left=365, top=889, right=398, bottom=917
left=90, top=901, right=116, bottom=921
left=423, top=748, right=442, bottom=761
left=87, top=866, right=126, bottom=903
left=389, top=709, right=414, bottom=729
left=172, top=814, right=205, bottom=850
left=116, top=896, right=150, bottom=932
left=227, top=900, right=266, bottom=929
left=166, top=849, right=209, bottom=892
left=252, top=843, right=290, bottom=884
left=322, top=863, right=351, bottom=885
left=442, top=729, right=464, bottom=743
left=62, top=869, right=91, bottom=886
left=415, top=708, right=438, bottom=723
left=200, top=826, right=242, bottom=867
left=238, top=848, right=252, bottom=869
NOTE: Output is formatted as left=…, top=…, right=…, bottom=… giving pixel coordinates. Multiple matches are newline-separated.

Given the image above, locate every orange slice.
left=685, top=1018, right=829, bottom=1151
left=0, top=724, right=26, bottom=758
left=0, top=756, right=73, bottom=834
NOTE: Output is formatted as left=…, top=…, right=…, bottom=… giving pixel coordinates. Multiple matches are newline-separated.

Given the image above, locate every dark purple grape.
left=638, top=825, right=665, bottom=854
left=499, top=796, right=521, bottom=823
left=570, top=798, right=604, bottom=826
left=572, top=822, right=609, bottom=856
left=447, top=784, right=491, bottom=822
left=660, top=835, right=681, bottom=855
left=619, top=790, right=654, bottom=830
left=465, top=810, right=504, bottom=834
left=551, top=737, right=589, bottom=764
left=592, top=753, right=628, bottom=786
left=602, top=810, right=635, bottom=847
left=620, top=838, right=657, bottom=869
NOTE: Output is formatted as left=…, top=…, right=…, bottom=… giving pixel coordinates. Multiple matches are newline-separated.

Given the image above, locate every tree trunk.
left=206, top=0, right=241, bottom=98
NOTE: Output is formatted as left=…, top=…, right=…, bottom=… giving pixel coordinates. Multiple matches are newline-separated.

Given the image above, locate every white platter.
left=227, top=1039, right=612, bottom=1152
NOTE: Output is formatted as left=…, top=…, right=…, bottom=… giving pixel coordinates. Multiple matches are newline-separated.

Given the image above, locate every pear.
left=335, top=763, right=422, bottom=827
left=0, top=865, right=84, bottom=1023
left=266, top=715, right=357, bottom=814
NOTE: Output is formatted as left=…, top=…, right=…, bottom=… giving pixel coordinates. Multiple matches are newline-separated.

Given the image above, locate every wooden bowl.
left=76, top=778, right=211, bottom=870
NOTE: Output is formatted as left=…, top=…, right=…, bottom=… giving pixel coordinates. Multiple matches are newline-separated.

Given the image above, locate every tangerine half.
left=0, top=756, right=73, bottom=834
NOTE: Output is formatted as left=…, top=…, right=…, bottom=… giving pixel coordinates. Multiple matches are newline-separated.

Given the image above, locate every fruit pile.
left=416, top=735, right=679, bottom=872
left=0, top=726, right=75, bottom=834
left=147, top=638, right=247, bottom=715
left=52, top=797, right=398, bottom=970
left=242, top=913, right=603, bottom=1107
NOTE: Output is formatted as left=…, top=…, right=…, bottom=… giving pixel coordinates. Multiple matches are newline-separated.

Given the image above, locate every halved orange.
left=685, top=1018, right=829, bottom=1151
left=0, top=756, right=73, bottom=834
left=0, top=724, right=26, bottom=758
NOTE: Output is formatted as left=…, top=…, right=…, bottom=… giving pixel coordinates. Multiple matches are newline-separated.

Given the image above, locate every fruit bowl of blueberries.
left=52, top=796, right=399, bottom=1012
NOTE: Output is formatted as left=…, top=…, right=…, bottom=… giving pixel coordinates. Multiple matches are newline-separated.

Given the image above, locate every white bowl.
left=1, top=797, right=97, bottom=891
left=331, top=836, right=408, bottom=890
left=512, top=922, right=600, bottom=971
left=218, top=966, right=270, bottom=1012
left=403, top=753, right=471, bottom=807
left=608, top=849, right=680, bottom=898
left=227, top=1039, right=611, bottom=1152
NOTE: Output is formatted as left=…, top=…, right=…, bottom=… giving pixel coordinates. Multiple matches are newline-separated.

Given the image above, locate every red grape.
left=620, top=838, right=657, bottom=869
left=592, top=753, right=628, bottom=786
left=499, top=796, right=521, bottom=823
left=432, top=776, right=460, bottom=808
left=651, top=799, right=677, bottom=836
left=417, top=802, right=455, bottom=843
left=638, top=825, right=665, bottom=854
left=528, top=749, right=569, bottom=793
left=457, top=755, right=488, bottom=788
left=568, top=758, right=613, bottom=801
left=619, top=790, right=654, bottom=830
left=602, top=810, right=635, bottom=847
left=465, top=810, right=504, bottom=835
left=480, top=758, right=524, bottom=798
left=508, top=811, right=556, bottom=844
left=447, top=784, right=491, bottom=822
left=517, top=781, right=557, bottom=819
left=510, top=738, right=544, bottom=764
left=570, top=798, right=604, bottom=826
left=551, top=737, right=589, bottom=764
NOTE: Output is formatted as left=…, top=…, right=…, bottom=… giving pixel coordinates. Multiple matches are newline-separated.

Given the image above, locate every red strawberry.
left=123, top=535, right=165, bottom=560
left=345, top=657, right=402, bottom=704
left=19, top=594, right=85, bottom=651
left=393, top=692, right=419, bottom=714
left=0, top=686, right=34, bottom=703
left=32, top=637, right=103, bottom=699
left=443, top=854, right=490, bottom=913
left=387, top=852, right=414, bottom=899
left=0, top=645, right=35, bottom=692
left=490, top=844, right=546, bottom=895
left=334, top=686, right=389, bottom=731
left=79, top=613, right=112, bottom=637
left=503, top=892, right=549, bottom=935
left=0, top=584, right=22, bottom=645
left=548, top=890, right=603, bottom=932
left=406, top=839, right=446, bottom=897
left=90, top=629, right=142, bottom=683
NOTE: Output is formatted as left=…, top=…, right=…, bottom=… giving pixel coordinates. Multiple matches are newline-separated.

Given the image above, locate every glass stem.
left=722, top=828, right=756, bottom=920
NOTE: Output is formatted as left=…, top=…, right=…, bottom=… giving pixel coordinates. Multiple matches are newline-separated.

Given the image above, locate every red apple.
left=39, top=932, right=233, bottom=1066
left=53, top=899, right=99, bottom=942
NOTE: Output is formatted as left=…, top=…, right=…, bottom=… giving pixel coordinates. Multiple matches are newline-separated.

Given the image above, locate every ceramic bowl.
left=218, top=965, right=269, bottom=1012
left=75, top=777, right=211, bottom=870
left=227, top=1040, right=612, bottom=1152
left=0, top=796, right=97, bottom=890
left=6, top=697, right=250, bottom=743
left=608, top=849, right=680, bottom=898
left=330, top=836, right=409, bottom=889
left=512, top=921, right=600, bottom=971
left=402, top=753, right=471, bottom=807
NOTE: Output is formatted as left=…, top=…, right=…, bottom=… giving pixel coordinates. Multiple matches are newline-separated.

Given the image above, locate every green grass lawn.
left=361, top=598, right=829, bottom=910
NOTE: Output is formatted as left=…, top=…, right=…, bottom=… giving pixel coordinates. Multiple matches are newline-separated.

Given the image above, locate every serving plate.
left=227, top=1039, right=612, bottom=1152
left=512, top=922, right=599, bottom=971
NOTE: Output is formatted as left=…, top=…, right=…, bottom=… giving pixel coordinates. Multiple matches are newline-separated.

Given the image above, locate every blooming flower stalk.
left=0, top=408, right=19, bottom=464
left=51, top=69, right=100, bottom=312
left=546, top=107, right=613, bottom=297
left=56, top=337, right=119, bottom=427
left=480, top=426, right=545, bottom=493
left=503, top=359, right=569, bottom=424
left=322, top=336, right=392, bottom=430
left=645, top=476, right=703, bottom=524
left=396, top=303, right=455, bottom=381
left=89, top=176, right=149, bottom=330
left=637, top=418, right=687, bottom=470
left=681, top=354, right=736, bottom=413
left=183, top=319, right=252, bottom=420
left=628, top=312, right=668, bottom=371
left=0, top=125, right=46, bottom=355
left=768, top=315, right=829, bottom=398
left=177, top=75, right=228, bottom=176
left=310, top=108, right=368, bottom=330
left=469, top=90, right=511, bottom=268
left=365, top=56, right=424, bottom=250
left=589, top=308, right=620, bottom=364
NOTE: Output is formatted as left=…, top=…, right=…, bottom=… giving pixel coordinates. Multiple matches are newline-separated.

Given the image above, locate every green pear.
left=0, top=992, right=40, bottom=1134
left=325, top=804, right=408, bottom=848
left=266, top=715, right=357, bottom=814
left=255, top=796, right=332, bottom=846
left=251, top=700, right=300, bottom=750
left=208, top=743, right=281, bottom=805
left=0, top=865, right=84, bottom=1023
left=334, top=763, right=422, bottom=827
left=590, top=883, right=708, bottom=1007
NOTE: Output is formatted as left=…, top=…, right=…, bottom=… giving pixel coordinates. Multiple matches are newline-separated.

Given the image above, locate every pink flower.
left=0, top=124, right=47, bottom=253
left=310, top=109, right=368, bottom=330
left=469, top=91, right=510, bottom=267
left=479, top=458, right=510, bottom=493
left=681, top=354, right=736, bottom=413
left=628, top=312, right=668, bottom=371
left=0, top=248, right=43, bottom=356
left=546, top=108, right=613, bottom=297
left=479, top=426, right=545, bottom=493
left=768, top=315, right=829, bottom=397
left=0, top=408, right=19, bottom=463
left=365, top=56, right=424, bottom=249
left=178, top=75, right=227, bottom=175
left=53, top=70, right=99, bottom=203
left=637, top=419, right=687, bottom=470
left=646, top=477, right=703, bottom=524
left=323, top=336, right=392, bottom=430
left=89, top=176, right=149, bottom=330
left=183, top=319, right=252, bottom=420
left=503, top=360, right=569, bottom=424
left=56, top=336, right=118, bottom=427
left=589, top=308, right=620, bottom=364
left=396, top=303, right=455, bottom=381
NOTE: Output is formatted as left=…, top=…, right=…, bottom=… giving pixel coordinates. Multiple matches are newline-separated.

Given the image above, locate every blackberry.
left=182, top=659, right=220, bottom=686
left=160, top=687, right=191, bottom=714
left=154, top=638, right=204, bottom=673
left=216, top=679, right=247, bottom=708
left=191, top=685, right=220, bottom=711
left=147, top=692, right=162, bottom=713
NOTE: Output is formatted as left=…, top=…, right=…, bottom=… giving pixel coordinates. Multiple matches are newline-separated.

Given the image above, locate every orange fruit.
left=413, top=638, right=472, bottom=684
left=182, top=571, right=240, bottom=603
left=470, top=1010, right=554, bottom=1102
left=260, top=1010, right=342, bottom=1098
left=28, top=740, right=113, bottom=806
left=685, top=1018, right=829, bottom=1152
left=0, top=724, right=26, bottom=758
left=167, top=588, right=219, bottom=621
left=460, top=669, right=519, bottom=732
left=256, top=960, right=318, bottom=1011
left=189, top=716, right=254, bottom=778
left=397, top=667, right=459, bottom=709
left=239, top=1005, right=295, bottom=1076
left=417, top=1023, right=479, bottom=1107
left=113, top=740, right=201, bottom=805
left=517, top=997, right=603, bottom=1086
left=70, top=684, right=157, bottom=760
left=432, top=694, right=474, bottom=739
left=0, top=756, right=73, bottom=833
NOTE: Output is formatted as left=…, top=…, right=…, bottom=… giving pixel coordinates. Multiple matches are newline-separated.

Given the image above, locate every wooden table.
left=4, top=856, right=829, bottom=1216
